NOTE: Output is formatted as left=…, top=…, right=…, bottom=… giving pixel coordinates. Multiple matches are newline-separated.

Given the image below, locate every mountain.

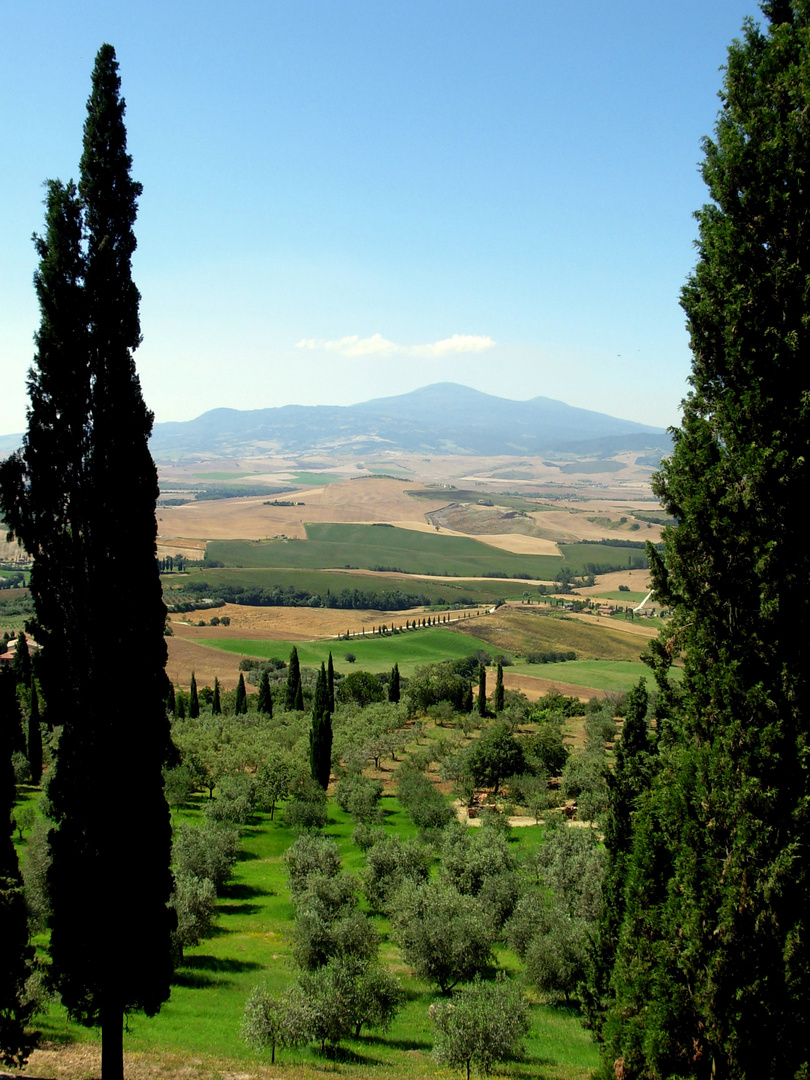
left=148, top=383, right=669, bottom=460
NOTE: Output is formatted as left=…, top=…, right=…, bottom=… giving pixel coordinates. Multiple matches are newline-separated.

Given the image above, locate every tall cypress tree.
left=602, top=8, right=810, bottom=1077
left=257, top=670, right=273, bottom=717
left=211, top=677, right=221, bottom=716
left=286, top=646, right=301, bottom=711
left=309, top=662, right=332, bottom=790
left=235, top=673, right=248, bottom=716
left=477, top=664, right=487, bottom=718
left=27, top=681, right=43, bottom=786
left=188, top=672, right=199, bottom=720
left=327, top=651, right=335, bottom=713
left=388, top=662, right=400, bottom=704
left=494, top=662, right=504, bottom=712
left=0, top=45, right=173, bottom=1079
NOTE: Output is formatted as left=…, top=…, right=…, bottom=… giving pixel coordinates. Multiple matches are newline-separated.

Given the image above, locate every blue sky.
left=1, top=0, right=756, bottom=434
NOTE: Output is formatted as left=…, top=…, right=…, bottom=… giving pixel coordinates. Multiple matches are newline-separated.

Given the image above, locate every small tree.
left=429, top=974, right=530, bottom=1080
left=242, top=983, right=307, bottom=1064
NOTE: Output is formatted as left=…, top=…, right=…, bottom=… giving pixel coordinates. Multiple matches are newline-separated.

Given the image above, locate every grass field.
left=169, top=566, right=537, bottom=605
left=14, top=788, right=600, bottom=1080
left=205, top=528, right=648, bottom=581
left=200, top=626, right=501, bottom=675
left=509, top=658, right=682, bottom=694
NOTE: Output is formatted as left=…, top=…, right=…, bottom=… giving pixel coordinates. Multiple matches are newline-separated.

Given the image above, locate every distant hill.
left=147, top=383, right=670, bottom=460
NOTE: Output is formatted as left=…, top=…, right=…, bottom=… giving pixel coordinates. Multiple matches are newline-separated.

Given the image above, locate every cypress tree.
left=389, top=662, right=400, bottom=704
left=0, top=677, right=35, bottom=1067
left=0, top=45, right=173, bottom=1078
left=27, top=681, right=43, bottom=786
left=309, top=662, right=332, bottom=790
left=294, top=680, right=304, bottom=712
left=188, top=672, right=199, bottom=719
left=602, top=9, right=810, bottom=1077
left=327, top=651, right=335, bottom=713
left=463, top=681, right=473, bottom=714
left=12, top=634, right=31, bottom=689
left=235, top=673, right=248, bottom=716
left=165, top=683, right=176, bottom=716
left=477, top=664, right=487, bottom=718
left=257, top=670, right=273, bottom=717
left=211, top=677, right=221, bottom=716
left=494, top=662, right=504, bottom=712
left=285, top=646, right=301, bottom=711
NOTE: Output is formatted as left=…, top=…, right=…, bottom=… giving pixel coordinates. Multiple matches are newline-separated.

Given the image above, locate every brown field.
left=156, top=477, right=448, bottom=543
left=169, top=602, right=437, bottom=641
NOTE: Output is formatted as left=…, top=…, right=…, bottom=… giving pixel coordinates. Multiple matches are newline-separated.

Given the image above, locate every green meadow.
left=201, top=626, right=500, bottom=676
left=14, top=790, right=600, bottom=1079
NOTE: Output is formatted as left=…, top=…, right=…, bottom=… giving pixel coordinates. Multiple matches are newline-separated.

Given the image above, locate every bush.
left=429, top=974, right=530, bottom=1078
left=391, top=880, right=497, bottom=993
left=170, top=872, right=217, bottom=960
left=362, top=836, right=430, bottom=912
left=172, top=821, right=240, bottom=894
left=396, top=765, right=454, bottom=831
left=284, top=834, right=341, bottom=897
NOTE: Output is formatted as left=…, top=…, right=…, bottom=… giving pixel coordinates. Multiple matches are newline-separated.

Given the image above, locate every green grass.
left=510, top=657, right=682, bottom=693
left=207, top=525, right=565, bottom=579
left=204, top=531, right=647, bottom=581
left=14, top=789, right=600, bottom=1078
left=192, top=471, right=258, bottom=481
left=171, top=566, right=536, bottom=605
left=200, top=626, right=501, bottom=675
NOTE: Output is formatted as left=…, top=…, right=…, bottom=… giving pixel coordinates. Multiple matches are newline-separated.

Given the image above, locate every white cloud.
left=295, top=333, right=495, bottom=357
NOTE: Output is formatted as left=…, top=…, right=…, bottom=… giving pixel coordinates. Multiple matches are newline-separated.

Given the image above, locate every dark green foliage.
left=494, top=662, right=504, bottom=712
left=388, top=662, right=400, bottom=703
left=465, top=723, right=526, bottom=796
left=234, top=673, right=248, bottom=715
left=463, top=680, right=473, bottom=714
left=327, top=651, right=335, bottom=713
left=188, top=672, right=199, bottom=719
left=283, top=776, right=327, bottom=831
left=477, top=663, right=487, bottom=718
left=309, top=663, right=332, bottom=790
left=293, top=681, right=304, bottom=712
left=166, top=683, right=176, bottom=716
left=600, top=10, right=810, bottom=1077
left=286, top=647, right=301, bottom=710
left=0, top=669, right=36, bottom=1066
left=211, top=676, right=221, bottom=716
left=336, top=669, right=385, bottom=708
left=405, top=662, right=468, bottom=713
left=27, top=682, right=42, bottom=786
left=0, top=46, right=174, bottom=1065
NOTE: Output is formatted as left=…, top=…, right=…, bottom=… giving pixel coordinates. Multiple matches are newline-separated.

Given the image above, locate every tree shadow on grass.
left=360, top=1034, right=430, bottom=1052
left=171, top=968, right=223, bottom=989
left=316, top=1045, right=382, bottom=1066
left=183, top=954, right=264, bottom=974
left=236, top=847, right=260, bottom=862
left=219, top=881, right=266, bottom=901
left=214, top=901, right=264, bottom=919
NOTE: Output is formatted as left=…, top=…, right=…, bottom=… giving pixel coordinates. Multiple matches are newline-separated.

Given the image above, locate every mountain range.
left=145, top=383, right=669, bottom=460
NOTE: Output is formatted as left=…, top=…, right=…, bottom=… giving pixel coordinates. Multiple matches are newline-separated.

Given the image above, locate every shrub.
left=429, top=974, right=530, bottom=1079
left=172, top=821, right=240, bottom=894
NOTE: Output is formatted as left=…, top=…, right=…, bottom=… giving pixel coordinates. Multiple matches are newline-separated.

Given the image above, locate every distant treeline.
left=182, top=580, right=438, bottom=610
